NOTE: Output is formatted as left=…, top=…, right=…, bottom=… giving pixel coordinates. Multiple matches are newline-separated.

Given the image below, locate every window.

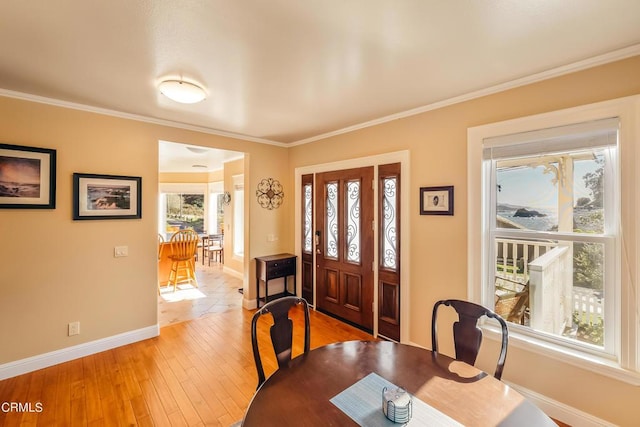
left=158, top=183, right=207, bottom=239
left=233, top=174, right=244, bottom=256
left=468, top=96, right=640, bottom=383
left=208, top=181, right=224, bottom=235
left=486, top=119, right=616, bottom=354
left=165, top=193, right=205, bottom=234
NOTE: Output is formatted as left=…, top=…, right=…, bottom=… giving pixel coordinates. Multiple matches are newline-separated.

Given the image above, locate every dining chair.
left=167, top=229, right=199, bottom=292
left=157, top=234, right=165, bottom=294
left=207, top=233, right=224, bottom=266
left=251, top=296, right=311, bottom=389
left=431, top=299, right=509, bottom=380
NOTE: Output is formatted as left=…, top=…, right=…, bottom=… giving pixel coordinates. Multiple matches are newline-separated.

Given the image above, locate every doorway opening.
left=157, top=140, right=246, bottom=326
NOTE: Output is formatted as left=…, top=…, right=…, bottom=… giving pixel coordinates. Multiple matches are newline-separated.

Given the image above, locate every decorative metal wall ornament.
left=222, top=191, right=231, bottom=205
left=256, top=178, right=284, bottom=210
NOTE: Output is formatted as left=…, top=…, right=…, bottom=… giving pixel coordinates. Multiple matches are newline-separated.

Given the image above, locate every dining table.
left=241, top=340, right=556, bottom=426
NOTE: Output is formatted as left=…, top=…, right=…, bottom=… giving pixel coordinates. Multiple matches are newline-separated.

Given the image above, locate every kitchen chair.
left=157, top=234, right=165, bottom=294
left=251, top=296, right=310, bottom=389
left=431, top=299, right=508, bottom=380
left=167, top=229, right=199, bottom=292
left=207, top=233, right=224, bottom=266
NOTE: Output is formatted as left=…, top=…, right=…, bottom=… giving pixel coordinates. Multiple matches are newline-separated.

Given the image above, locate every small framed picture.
left=420, top=186, right=454, bottom=216
left=0, top=143, right=56, bottom=209
left=73, top=173, right=142, bottom=220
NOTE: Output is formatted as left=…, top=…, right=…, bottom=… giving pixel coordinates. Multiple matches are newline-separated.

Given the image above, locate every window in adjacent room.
left=233, top=174, right=244, bottom=257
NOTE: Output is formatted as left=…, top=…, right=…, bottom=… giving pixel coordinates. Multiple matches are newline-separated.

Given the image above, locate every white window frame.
left=468, top=95, right=640, bottom=384
left=233, top=174, right=244, bottom=257
left=208, top=181, right=224, bottom=234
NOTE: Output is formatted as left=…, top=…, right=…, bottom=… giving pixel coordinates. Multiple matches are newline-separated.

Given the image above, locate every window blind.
left=483, top=117, right=619, bottom=160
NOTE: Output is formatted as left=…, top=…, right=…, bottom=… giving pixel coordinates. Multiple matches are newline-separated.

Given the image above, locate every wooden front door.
left=315, top=167, right=374, bottom=331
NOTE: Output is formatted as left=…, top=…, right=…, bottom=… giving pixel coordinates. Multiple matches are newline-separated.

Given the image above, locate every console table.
left=255, top=253, right=297, bottom=307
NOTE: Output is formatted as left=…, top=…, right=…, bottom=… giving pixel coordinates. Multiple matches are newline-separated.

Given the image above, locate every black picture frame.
left=420, top=186, right=454, bottom=216
left=73, top=173, right=142, bottom=220
left=0, top=143, right=56, bottom=209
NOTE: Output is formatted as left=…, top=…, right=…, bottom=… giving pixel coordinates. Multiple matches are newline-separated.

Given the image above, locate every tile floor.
left=158, top=260, right=244, bottom=328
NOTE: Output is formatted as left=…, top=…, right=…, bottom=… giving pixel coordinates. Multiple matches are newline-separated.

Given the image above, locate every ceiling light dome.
left=185, top=146, right=209, bottom=154
left=159, top=80, right=206, bottom=104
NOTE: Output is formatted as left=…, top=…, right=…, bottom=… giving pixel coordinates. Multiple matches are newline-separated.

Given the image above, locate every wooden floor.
left=0, top=259, right=568, bottom=427
left=0, top=305, right=373, bottom=426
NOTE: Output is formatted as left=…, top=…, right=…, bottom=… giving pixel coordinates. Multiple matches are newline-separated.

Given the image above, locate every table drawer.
left=266, top=263, right=295, bottom=280
left=266, top=257, right=295, bottom=268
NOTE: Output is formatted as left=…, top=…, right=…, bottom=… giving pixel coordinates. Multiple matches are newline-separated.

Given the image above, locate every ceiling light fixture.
left=186, top=146, right=209, bottom=154
left=159, top=80, right=206, bottom=104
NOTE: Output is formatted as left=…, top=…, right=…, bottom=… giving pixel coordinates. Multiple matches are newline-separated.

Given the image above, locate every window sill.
left=482, top=325, right=640, bottom=386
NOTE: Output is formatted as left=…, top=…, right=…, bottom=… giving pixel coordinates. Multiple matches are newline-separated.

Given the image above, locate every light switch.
left=114, top=246, right=128, bottom=257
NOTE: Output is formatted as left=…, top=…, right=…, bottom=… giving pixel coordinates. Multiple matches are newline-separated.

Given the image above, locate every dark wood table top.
left=242, top=340, right=556, bottom=427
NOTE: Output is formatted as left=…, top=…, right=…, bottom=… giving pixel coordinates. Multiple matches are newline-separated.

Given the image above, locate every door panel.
left=343, top=272, right=363, bottom=311
left=301, top=174, right=314, bottom=303
left=378, top=163, right=401, bottom=341
left=325, top=269, right=339, bottom=303
left=316, top=167, right=374, bottom=331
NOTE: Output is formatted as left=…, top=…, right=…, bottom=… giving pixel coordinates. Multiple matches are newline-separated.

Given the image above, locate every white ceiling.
left=158, top=140, right=243, bottom=173
left=1, top=1, right=640, bottom=154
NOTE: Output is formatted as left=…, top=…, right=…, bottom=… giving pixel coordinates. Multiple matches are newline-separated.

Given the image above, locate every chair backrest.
left=169, top=229, right=199, bottom=260
left=208, top=233, right=224, bottom=247
left=431, top=299, right=508, bottom=380
left=157, top=234, right=165, bottom=260
left=251, top=296, right=311, bottom=389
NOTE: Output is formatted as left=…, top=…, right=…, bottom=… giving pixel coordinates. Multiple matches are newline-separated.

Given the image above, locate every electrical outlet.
left=114, top=246, right=128, bottom=257
left=68, top=321, right=80, bottom=336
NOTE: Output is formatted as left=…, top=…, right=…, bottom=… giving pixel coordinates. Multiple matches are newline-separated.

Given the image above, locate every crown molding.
left=290, top=43, right=640, bottom=146
left=0, top=89, right=287, bottom=147
left=1, top=43, right=638, bottom=148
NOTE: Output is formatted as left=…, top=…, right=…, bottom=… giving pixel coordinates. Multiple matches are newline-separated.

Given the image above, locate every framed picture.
left=73, top=173, right=142, bottom=220
left=0, top=143, right=56, bottom=209
left=420, top=186, right=454, bottom=216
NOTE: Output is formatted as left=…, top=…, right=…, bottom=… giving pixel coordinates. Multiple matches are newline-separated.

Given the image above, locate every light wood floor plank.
left=138, top=378, right=172, bottom=427
left=0, top=267, right=563, bottom=426
left=1, top=299, right=400, bottom=426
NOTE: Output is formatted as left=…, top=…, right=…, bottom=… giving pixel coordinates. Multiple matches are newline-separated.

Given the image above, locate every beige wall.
left=0, top=97, right=290, bottom=364
left=288, top=56, right=640, bottom=425
left=2, top=53, right=639, bottom=424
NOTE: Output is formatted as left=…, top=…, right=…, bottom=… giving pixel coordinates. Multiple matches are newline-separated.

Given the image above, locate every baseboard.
left=0, top=324, right=159, bottom=381
left=506, top=381, right=615, bottom=427
left=222, top=266, right=243, bottom=279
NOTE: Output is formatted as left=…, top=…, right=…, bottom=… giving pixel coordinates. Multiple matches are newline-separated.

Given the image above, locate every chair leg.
left=189, top=259, right=198, bottom=287
left=190, top=261, right=199, bottom=287
left=167, top=259, right=199, bottom=291
left=168, top=261, right=179, bottom=292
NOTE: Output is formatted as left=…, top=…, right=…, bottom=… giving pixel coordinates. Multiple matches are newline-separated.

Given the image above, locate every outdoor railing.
left=528, top=246, right=572, bottom=335
left=495, top=238, right=557, bottom=283
left=495, top=238, right=604, bottom=345
left=573, top=287, right=603, bottom=324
